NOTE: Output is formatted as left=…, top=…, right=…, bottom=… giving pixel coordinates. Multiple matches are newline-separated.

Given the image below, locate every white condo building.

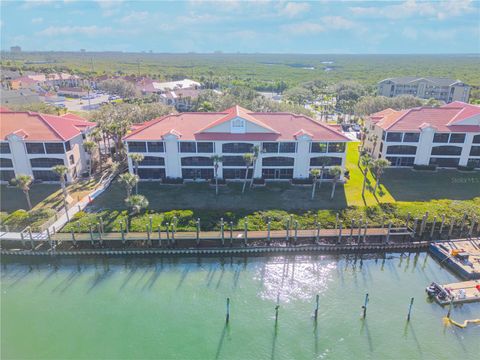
left=0, top=107, right=95, bottom=183
left=364, top=101, right=480, bottom=168
left=123, top=106, right=350, bottom=181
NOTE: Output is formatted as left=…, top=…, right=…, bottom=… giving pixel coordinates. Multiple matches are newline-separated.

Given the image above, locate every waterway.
left=1, top=253, right=479, bottom=359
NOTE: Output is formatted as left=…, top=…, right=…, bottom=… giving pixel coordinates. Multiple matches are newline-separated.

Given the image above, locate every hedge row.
left=0, top=209, right=56, bottom=232
left=60, top=197, right=480, bottom=233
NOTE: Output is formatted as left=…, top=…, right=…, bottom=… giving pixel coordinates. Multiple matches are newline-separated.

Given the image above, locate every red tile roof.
left=124, top=106, right=349, bottom=142
left=0, top=109, right=95, bottom=141
left=369, top=102, right=480, bottom=133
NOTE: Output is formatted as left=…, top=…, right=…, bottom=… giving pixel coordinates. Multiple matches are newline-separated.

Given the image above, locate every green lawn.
left=0, top=184, right=59, bottom=213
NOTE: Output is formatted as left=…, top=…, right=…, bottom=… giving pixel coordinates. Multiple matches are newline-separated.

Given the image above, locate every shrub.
left=413, top=164, right=436, bottom=171
left=291, top=178, right=313, bottom=185
left=457, top=165, right=474, bottom=171
left=163, top=177, right=183, bottom=184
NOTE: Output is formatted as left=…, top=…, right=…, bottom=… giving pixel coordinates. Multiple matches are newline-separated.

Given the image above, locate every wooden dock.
left=434, top=280, right=480, bottom=305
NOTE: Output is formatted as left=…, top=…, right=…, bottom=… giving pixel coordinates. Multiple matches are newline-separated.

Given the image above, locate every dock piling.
left=158, top=225, right=161, bottom=247
left=468, top=220, right=475, bottom=238
left=448, top=220, right=455, bottom=238
left=244, top=217, right=248, bottom=247
left=362, top=221, right=368, bottom=244
left=146, top=225, right=151, bottom=246
left=120, top=222, right=125, bottom=244
left=220, top=218, right=225, bottom=247
left=439, top=214, right=446, bottom=235
left=71, top=229, right=76, bottom=245
left=350, top=219, right=355, bottom=242
left=338, top=221, right=343, bottom=244
left=460, top=213, right=467, bottom=234
left=267, top=219, right=271, bottom=245
left=335, top=213, right=339, bottom=230
left=406, top=212, right=410, bottom=228
left=294, top=220, right=298, bottom=245
left=229, top=221, right=233, bottom=247
left=196, top=218, right=200, bottom=246
left=226, top=298, right=230, bottom=323
left=97, top=223, right=103, bottom=245
left=275, top=305, right=280, bottom=324
left=166, top=222, right=170, bottom=246
left=407, top=297, right=414, bottom=321
left=316, top=221, right=321, bottom=244
left=286, top=218, right=290, bottom=243
left=362, top=293, right=369, bottom=318
left=314, top=294, right=319, bottom=321
left=412, top=218, right=418, bottom=237
left=357, top=220, right=362, bottom=243
left=89, top=224, right=94, bottom=245
left=386, top=221, right=392, bottom=243
left=430, top=216, right=437, bottom=239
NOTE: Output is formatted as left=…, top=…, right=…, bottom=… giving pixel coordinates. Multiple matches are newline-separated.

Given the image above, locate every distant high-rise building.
left=10, top=46, right=21, bottom=53
left=80, top=49, right=86, bottom=53
left=377, top=77, right=470, bottom=103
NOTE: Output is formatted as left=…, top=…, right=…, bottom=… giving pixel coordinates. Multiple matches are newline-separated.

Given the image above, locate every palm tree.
left=52, top=165, right=69, bottom=218
left=370, top=134, right=379, bottom=156
left=310, top=168, right=321, bottom=200
left=125, top=194, right=149, bottom=215
left=372, top=158, right=391, bottom=194
left=360, top=153, right=373, bottom=198
left=211, top=155, right=223, bottom=196
left=329, top=166, right=343, bottom=200
left=242, top=153, right=254, bottom=194
left=198, top=101, right=214, bottom=112
left=249, top=145, right=261, bottom=189
left=15, top=174, right=33, bottom=210
left=360, top=126, right=369, bottom=151
left=129, top=153, right=144, bottom=194
left=83, top=141, right=97, bottom=177
left=90, top=127, right=104, bottom=172
left=119, top=173, right=139, bottom=198
left=318, top=157, right=331, bottom=191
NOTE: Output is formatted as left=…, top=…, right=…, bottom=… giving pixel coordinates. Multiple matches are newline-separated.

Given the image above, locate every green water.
left=1, top=253, right=479, bottom=360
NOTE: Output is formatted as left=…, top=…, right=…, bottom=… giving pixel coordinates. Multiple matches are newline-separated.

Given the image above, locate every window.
left=310, top=156, right=342, bottom=166
left=181, top=157, right=213, bottom=166
left=449, top=134, right=466, bottom=143
left=30, top=158, right=64, bottom=168
left=45, top=142, right=65, bottom=154
left=65, top=141, right=71, bottom=152
left=310, top=142, right=327, bottom=153
left=139, top=156, right=165, bottom=166
left=222, top=143, right=254, bottom=153
left=0, top=170, right=15, bottom=182
left=262, top=168, right=293, bottom=179
left=403, top=133, right=419, bottom=143
left=223, top=168, right=253, bottom=179
left=196, top=142, right=214, bottom=153
left=262, top=157, right=294, bottom=167
left=128, top=142, right=147, bottom=152
left=147, top=142, right=164, bottom=153
left=467, top=158, right=480, bottom=169
left=433, top=133, right=449, bottom=143
left=279, top=142, right=296, bottom=153
left=429, top=157, right=459, bottom=167
left=138, top=168, right=166, bottom=180
left=386, top=157, right=415, bottom=167
left=473, top=135, right=480, bottom=144
left=263, top=142, right=279, bottom=153
left=223, top=156, right=246, bottom=167
left=0, top=143, right=11, bottom=154
left=26, top=143, right=45, bottom=154
left=328, top=142, right=346, bottom=153
left=182, top=168, right=214, bottom=179
left=32, top=170, right=58, bottom=181
left=470, top=146, right=480, bottom=157
left=386, top=145, right=417, bottom=155
left=0, top=158, right=13, bottom=168
left=386, top=133, right=402, bottom=142
left=69, top=155, right=75, bottom=165
left=231, top=118, right=245, bottom=133
left=382, top=131, right=386, bottom=140
left=431, top=146, right=462, bottom=156
left=179, top=142, right=197, bottom=153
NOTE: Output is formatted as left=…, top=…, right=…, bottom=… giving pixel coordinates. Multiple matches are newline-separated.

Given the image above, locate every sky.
left=1, top=0, right=479, bottom=54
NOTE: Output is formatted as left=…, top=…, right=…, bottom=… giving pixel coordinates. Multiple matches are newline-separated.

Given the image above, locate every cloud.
left=349, top=0, right=476, bottom=20
left=281, top=16, right=358, bottom=34
left=37, top=25, right=115, bottom=37
left=31, top=17, right=43, bottom=24
left=282, top=22, right=324, bottom=34
left=118, top=11, right=149, bottom=23
left=402, top=28, right=417, bottom=40
left=322, top=16, right=355, bottom=30
left=95, top=0, right=124, bottom=17
left=278, top=2, right=311, bottom=17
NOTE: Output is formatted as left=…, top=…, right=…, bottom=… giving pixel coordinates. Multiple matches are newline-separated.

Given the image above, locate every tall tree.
left=119, top=173, right=139, bottom=198
left=371, top=158, right=391, bottom=194
left=329, top=166, right=343, bottom=200
left=310, top=168, right=321, bottom=200
left=83, top=141, right=97, bottom=177
left=125, top=194, right=149, bottom=230
left=52, top=165, right=70, bottom=219
left=318, top=157, right=331, bottom=191
left=242, top=153, right=254, bottom=194
left=129, top=153, right=144, bottom=194
left=210, top=155, right=223, bottom=196
left=15, top=175, right=33, bottom=210
left=370, top=134, right=379, bottom=156
left=360, top=154, right=373, bottom=198
left=249, top=145, right=261, bottom=189
left=89, top=127, right=104, bottom=172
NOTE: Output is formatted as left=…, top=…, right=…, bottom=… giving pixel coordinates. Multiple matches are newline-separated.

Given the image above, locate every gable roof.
left=0, top=109, right=95, bottom=141
left=379, top=77, right=466, bottom=87
left=369, top=102, right=480, bottom=133
left=123, top=105, right=349, bottom=142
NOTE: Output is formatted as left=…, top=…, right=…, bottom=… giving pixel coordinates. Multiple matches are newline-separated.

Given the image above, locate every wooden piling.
left=157, top=225, right=161, bottom=247
left=430, top=216, right=437, bottom=238
left=20, top=231, right=25, bottom=247
left=362, top=221, right=368, bottom=244
left=226, top=298, right=230, bottom=323
left=267, top=220, right=271, bottom=245
left=275, top=305, right=280, bottom=323
left=407, top=297, right=414, bottom=321
left=71, top=229, right=76, bottom=245
left=386, top=221, right=392, bottom=243
left=448, top=219, right=455, bottom=238
left=196, top=218, right=200, bottom=246
left=406, top=212, right=411, bottom=228
left=316, top=221, right=321, bottom=243
left=419, top=214, right=427, bottom=236
left=229, top=221, right=233, bottom=247
left=469, top=219, right=476, bottom=238
left=286, top=218, right=290, bottom=243
left=412, top=218, right=418, bottom=237
left=97, top=223, right=102, bottom=245
left=362, top=293, right=369, bottom=318
left=350, top=219, right=355, bottom=241
left=244, top=217, right=248, bottom=247
left=220, top=218, right=225, bottom=247
left=314, top=294, right=319, bottom=321
left=99, top=217, right=104, bottom=234
left=460, top=213, right=467, bottom=233
left=89, top=224, right=94, bottom=245
left=166, top=222, right=170, bottom=246
left=171, top=222, right=175, bottom=246
left=381, top=215, right=385, bottom=229
left=294, top=220, right=298, bottom=245
left=146, top=225, right=151, bottom=246
left=335, top=213, right=339, bottom=230
left=357, top=220, right=362, bottom=243
left=120, top=222, right=125, bottom=244
left=439, top=214, right=446, bottom=235
left=338, top=221, right=343, bottom=244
